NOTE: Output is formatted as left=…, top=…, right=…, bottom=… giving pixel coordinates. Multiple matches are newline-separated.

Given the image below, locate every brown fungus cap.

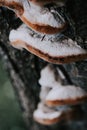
left=33, top=103, right=73, bottom=125
left=45, top=85, right=87, bottom=106
left=0, top=0, right=67, bottom=34
left=33, top=65, right=86, bottom=125
left=0, top=0, right=24, bottom=15
left=9, top=24, right=87, bottom=64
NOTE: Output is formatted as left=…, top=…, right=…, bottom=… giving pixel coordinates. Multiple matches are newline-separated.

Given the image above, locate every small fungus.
left=33, top=65, right=87, bottom=125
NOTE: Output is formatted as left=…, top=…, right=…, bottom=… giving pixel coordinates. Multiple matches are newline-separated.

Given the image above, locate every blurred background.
left=0, top=60, right=27, bottom=130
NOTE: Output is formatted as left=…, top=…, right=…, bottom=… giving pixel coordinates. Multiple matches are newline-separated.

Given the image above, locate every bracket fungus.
left=9, top=24, right=87, bottom=64
left=0, top=0, right=87, bottom=64
left=33, top=65, right=87, bottom=125
left=0, top=0, right=67, bottom=34
left=33, top=102, right=73, bottom=125
left=45, top=86, right=87, bottom=106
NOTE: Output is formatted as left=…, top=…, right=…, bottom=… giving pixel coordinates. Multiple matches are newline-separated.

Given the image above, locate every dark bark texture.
left=0, top=0, right=87, bottom=130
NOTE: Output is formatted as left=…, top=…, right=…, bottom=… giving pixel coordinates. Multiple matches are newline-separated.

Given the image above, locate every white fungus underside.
left=40, top=87, right=51, bottom=100
left=9, top=24, right=86, bottom=57
left=39, top=65, right=65, bottom=87
left=22, top=0, right=65, bottom=27
left=46, top=86, right=86, bottom=100
left=33, top=109, right=62, bottom=120
left=39, top=65, right=58, bottom=87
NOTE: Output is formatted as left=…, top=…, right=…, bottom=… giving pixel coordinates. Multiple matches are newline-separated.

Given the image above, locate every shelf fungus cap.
left=33, top=102, right=65, bottom=125
left=9, top=24, right=87, bottom=64
left=45, top=86, right=87, bottom=106
left=0, top=0, right=24, bottom=15
left=33, top=108, right=63, bottom=125
left=33, top=102, right=75, bottom=125
left=0, top=0, right=67, bottom=34
left=19, top=0, right=67, bottom=34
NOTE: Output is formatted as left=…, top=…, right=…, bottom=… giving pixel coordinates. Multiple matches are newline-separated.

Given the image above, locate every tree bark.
left=0, top=0, right=87, bottom=130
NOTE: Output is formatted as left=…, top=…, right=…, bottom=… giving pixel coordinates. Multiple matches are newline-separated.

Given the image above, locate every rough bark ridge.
left=0, top=0, right=87, bottom=130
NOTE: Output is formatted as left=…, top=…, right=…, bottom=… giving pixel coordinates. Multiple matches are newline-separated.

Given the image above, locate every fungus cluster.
left=0, top=0, right=87, bottom=64
left=33, top=65, right=87, bottom=125
left=0, top=0, right=87, bottom=126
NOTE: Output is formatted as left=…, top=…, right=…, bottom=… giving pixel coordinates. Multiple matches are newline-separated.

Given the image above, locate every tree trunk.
left=0, top=0, right=87, bottom=130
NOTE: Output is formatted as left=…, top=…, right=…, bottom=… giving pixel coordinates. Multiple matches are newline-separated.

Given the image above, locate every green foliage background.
left=0, top=61, right=26, bottom=130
